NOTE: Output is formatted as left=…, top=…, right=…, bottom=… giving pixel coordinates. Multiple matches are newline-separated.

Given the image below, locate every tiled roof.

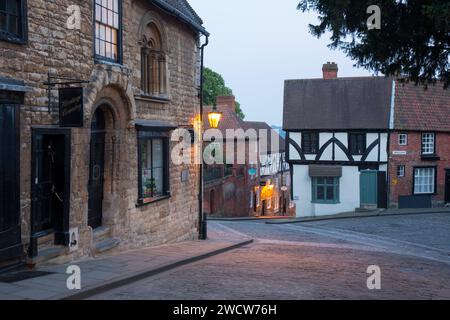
left=241, top=121, right=286, bottom=153
left=394, top=82, right=450, bottom=132
left=283, top=77, right=393, bottom=130
left=151, top=0, right=208, bottom=35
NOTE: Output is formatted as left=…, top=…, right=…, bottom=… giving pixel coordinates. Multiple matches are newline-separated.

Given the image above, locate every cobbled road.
left=91, top=213, right=450, bottom=300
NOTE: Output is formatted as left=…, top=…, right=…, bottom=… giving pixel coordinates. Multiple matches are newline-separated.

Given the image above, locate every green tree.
left=298, top=0, right=449, bottom=87
left=203, top=67, right=246, bottom=119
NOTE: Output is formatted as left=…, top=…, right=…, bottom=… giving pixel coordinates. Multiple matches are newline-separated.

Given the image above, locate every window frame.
left=301, top=132, right=319, bottom=154
left=137, top=130, right=170, bottom=206
left=0, top=0, right=28, bottom=44
left=421, top=132, right=436, bottom=155
left=93, top=0, right=123, bottom=64
left=398, top=133, right=408, bottom=146
left=397, top=165, right=405, bottom=178
left=413, top=166, right=437, bottom=195
left=348, top=132, right=367, bottom=155
left=311, top=177, right=340, bottom=204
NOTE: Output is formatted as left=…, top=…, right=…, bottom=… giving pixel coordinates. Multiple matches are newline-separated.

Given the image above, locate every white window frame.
left=413, top=167, right=435, bottom=195
left=398, top=134, right=408, bottom=146
left=421, top=133, right=435, bottom=155
left=397, top=165, right=405, bottom=177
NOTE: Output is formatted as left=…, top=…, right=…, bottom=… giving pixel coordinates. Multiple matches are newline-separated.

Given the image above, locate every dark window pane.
left=0, top=13, right=6, bottom=30
left=326, top=186, right=334, bottom=200
left=326, top=177, right=334, bottom=185
left=317, top=186, right=325, bottom=200
left=8, top=14, right=17, bottom=34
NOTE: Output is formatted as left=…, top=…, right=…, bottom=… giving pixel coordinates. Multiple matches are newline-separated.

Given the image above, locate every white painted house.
left=283, top=63, right=393, bottom=217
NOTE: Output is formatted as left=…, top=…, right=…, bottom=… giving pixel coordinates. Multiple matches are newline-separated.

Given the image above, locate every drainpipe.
left=198, top=34, right=209, bottom=240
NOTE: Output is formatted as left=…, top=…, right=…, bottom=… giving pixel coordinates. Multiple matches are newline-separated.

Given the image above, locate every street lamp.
left=208, top=105, right=222, bottom=129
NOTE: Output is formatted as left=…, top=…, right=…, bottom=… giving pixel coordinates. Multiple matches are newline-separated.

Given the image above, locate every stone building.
left=0, top=0, right=207, bottom=268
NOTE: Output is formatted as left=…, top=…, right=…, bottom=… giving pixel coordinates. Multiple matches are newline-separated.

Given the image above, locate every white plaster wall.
left=334, top=132, right=348, bottom=161
left=365, top=133, right=380, bottom=162
left=319, top=132, right=333, bottom=160
left=293, top=165, right=361, bottom=217
left=379, top=133, right=388, bottom=162
left=289, top=132, right=301, bottom=160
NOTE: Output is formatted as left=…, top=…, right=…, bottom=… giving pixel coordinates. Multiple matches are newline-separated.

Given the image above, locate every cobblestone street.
left=91, top=213, right=450, bottom=300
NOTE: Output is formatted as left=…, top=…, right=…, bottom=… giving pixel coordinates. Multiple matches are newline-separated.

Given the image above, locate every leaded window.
left=414, top=167, right=435, bottom=194
left=421, top=133, right=435, bottom=155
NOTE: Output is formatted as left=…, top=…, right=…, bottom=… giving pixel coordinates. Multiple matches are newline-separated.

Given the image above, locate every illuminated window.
left=95, top=0, right=121, bottom=62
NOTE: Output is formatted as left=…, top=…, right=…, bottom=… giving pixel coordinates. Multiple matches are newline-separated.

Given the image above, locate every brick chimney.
left=216, top=95, right=236, bottom=113
left=322, top=62, right=338, bottom=79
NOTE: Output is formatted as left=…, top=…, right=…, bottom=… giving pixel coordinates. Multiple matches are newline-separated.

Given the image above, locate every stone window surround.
left=136, top=10, right=170, bottom=102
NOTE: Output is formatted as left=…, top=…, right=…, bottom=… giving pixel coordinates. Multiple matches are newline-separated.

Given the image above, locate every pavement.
left=0, top=225, right=252, bottom=300
left=90, top=214, right=450, bottom=300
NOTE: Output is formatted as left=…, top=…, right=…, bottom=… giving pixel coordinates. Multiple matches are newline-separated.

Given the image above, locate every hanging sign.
left=59, top=87, right=84, bottom=127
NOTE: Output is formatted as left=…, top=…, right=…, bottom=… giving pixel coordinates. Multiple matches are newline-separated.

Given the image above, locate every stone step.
left=26, top=246, right=66, bottom=266
left=92, top=226, right=111, bottom=243
left=94, top=238, right=121, bottom=254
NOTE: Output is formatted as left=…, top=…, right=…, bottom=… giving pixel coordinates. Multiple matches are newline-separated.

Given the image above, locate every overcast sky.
left=188, top=0, right=372, bottom=126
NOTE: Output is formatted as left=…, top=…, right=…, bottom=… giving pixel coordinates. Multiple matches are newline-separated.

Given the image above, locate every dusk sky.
left=189, top=0, right=372, bottom=126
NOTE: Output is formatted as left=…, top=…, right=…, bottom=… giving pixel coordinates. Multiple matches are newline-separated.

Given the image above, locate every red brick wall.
left=389, top=131, right=450, bottom=207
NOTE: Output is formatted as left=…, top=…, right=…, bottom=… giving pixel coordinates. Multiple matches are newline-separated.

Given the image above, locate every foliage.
left=203, top=67, right=246, bottom=119
left=298, top=0, right=449, bottom=87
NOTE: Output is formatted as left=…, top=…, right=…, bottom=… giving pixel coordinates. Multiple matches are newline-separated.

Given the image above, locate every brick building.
left=389, top=82, right=450, bottom=208
left=203, top=96, right=292, bottom=218
left=0, top=0, right=207, bottom=268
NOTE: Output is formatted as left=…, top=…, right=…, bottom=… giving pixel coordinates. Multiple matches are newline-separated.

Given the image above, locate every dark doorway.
left=0, top=101, right=21, bottom=264
left=377, top=171, right=388, bottom=209
left=445, top=170, right=450, bottom=204
left=88, top=108, right=106, bottom=229
left=31, top=128, right=71, bottom=247
left=261, top=200, right=266, bottom=216
left=210, top=190, right=215, bottom=215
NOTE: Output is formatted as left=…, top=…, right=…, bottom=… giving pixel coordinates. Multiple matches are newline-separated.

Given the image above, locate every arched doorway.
left=88, top=108, right=106, bottom=229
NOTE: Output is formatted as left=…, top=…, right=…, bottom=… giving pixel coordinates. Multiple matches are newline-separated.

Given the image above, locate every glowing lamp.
left=208, top=105, right=222, bottom=129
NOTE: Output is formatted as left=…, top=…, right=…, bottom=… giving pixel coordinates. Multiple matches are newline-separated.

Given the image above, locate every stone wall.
left=0, top=0, right=202, bottom=263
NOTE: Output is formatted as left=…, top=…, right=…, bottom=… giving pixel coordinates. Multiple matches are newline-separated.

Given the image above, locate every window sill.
left=94, top=57, right=123, bottom=67
left=135, top=94, right=170, bottom=104
left=421, top=154, right=440, bottom=161
left=311, top=201, right=340, bottom=205
left=0, top=32, right=27, bottom=45
left=136, top=195, right=171, bottom=207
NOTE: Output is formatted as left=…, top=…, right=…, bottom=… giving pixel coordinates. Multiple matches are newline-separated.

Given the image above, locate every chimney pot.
left=322, top=62, right=338, bottom=79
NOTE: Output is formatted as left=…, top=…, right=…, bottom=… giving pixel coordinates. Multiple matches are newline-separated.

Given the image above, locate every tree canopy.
left=298, top=0, right=449, bottom=87
left=203, top=67, right=246, bottom=119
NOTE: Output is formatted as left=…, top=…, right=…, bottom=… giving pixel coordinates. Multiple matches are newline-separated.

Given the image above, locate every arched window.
left=140, top=23, right=167, bottom=97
